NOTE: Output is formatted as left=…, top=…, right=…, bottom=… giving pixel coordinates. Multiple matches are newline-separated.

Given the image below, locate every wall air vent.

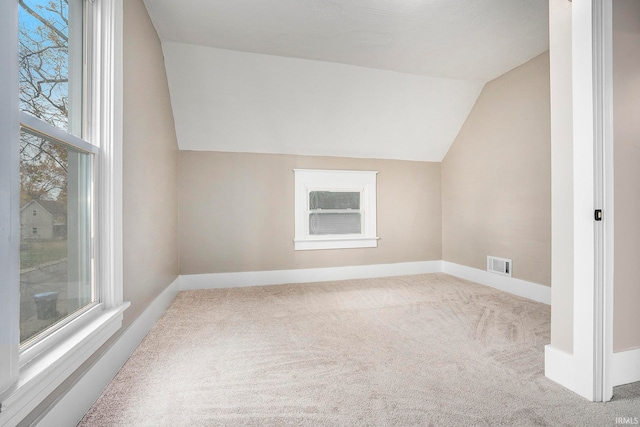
left=487, top=256, right=512, bottom=277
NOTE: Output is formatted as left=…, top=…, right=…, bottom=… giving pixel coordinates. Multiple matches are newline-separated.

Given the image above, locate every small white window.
left=32, top=210, right=36, bottom=216
left=294, top=169, right=378, bottom=250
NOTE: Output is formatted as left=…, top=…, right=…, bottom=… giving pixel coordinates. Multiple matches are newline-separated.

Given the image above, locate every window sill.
left=0, top=302, right=130, bottom=426
left=294, top=236, right=379, bottom=251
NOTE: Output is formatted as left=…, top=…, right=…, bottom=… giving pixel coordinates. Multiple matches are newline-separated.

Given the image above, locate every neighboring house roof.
left=34, top=200, right=66, bottom=216
left=20, top=199, right=66, bottom=217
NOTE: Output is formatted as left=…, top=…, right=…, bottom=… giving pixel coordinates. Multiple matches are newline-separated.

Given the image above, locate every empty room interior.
left=2, top=0, right=640, bottom=425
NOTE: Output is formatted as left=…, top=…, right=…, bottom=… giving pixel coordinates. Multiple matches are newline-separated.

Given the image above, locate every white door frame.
left=545, top=0, right=613, bottom=402
left=572, top=0, right=613, bottom=402
left=592, top=0, right=614, bottom=403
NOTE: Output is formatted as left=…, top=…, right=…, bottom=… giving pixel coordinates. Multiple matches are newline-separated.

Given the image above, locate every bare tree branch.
left=19, top=0, right=68, bottom=43
left=19, top=0, right=71, bottom=203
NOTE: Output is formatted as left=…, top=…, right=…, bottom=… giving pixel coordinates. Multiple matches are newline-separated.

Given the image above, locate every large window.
left=0, top=0, right=125, bottom=423
left=294, top=169, right=378, bottom=250
left=18, top=0, right=95, bottom=346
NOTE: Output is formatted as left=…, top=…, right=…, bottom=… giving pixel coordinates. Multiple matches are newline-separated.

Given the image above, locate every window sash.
left=309, top=190, right=361, bottom=210
left=18, top=127, right=97, bottom=349
left=308, top=210, right=363, bottom=236
left=17, top=0, right=99, bottom=353
left=18, top=0, right=85, bottom=137
left=304, top=186, right=366, bottom=237
left=20, top=112, right=99, bottom=155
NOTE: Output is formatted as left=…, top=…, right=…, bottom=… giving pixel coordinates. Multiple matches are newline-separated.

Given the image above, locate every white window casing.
left=89, top=0, right=125, bottom=310
left=0, top=0, right=21, bottom=401
left=294, top=169, right=379, bottom=251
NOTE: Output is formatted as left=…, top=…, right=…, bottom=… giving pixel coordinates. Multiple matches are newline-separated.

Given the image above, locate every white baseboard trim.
left=35, top=277, right=181, bottom=427
left=441, top=261, right=551, bottom=305
left=544, top=344, right=577, bottom=393
left=544, top=344, right=594, bottom=401
left=613, top=347, right=640, bottom=387
left=180, top=261, right=550, bottom=306
left=542, top=344, right=640, bottom=401
left=180, top=261, right=442, bottom=291
left=544, top=344, right=595, bottom=402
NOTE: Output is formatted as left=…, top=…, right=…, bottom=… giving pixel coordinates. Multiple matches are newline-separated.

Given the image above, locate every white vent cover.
left=487, top=256, right=512, bottom=277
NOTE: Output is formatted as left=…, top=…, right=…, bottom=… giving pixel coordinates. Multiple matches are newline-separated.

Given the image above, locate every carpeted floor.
left=79, top=273, right=640, bottom=426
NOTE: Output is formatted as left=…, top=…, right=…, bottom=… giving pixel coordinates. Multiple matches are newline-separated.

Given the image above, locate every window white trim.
left=89, top=0, right=124, bottom=309
left=0, top=305, right=128, bottom=426
left=0, top=0, right=21, bottom=398
left=294, top=169, right=379, bottom=251
left=0, top=0, right=126, bottom=423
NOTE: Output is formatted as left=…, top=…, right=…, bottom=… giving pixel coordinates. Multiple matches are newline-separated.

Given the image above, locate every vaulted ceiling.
left=143, top=0, right=549, bottom=161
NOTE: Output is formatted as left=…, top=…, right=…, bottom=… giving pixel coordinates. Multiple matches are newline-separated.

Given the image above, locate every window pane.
left=19, top=0, right=83, bottom=136
left=309, top=212, right=362, bottom=235
left=309, top=191, right=360, bottom=210
left=20, top=130, right=93, bottom=344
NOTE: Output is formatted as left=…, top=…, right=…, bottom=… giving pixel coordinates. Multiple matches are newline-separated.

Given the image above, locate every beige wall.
left=613, top=0, right=640, bottom=352
left=442, top=52, right=551, bottom=286
left=121, top=0, right=179, bottom=326
left=179, top=152, right=441, bottom=274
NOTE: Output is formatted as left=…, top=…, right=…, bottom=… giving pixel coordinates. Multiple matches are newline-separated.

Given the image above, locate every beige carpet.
left=79, top=273, right=640, bottom=426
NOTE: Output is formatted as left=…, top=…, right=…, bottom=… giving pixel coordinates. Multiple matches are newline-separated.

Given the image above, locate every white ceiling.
left=143, top=0, right=549, bottom=161
left=144, top=0, right=548, bottom=82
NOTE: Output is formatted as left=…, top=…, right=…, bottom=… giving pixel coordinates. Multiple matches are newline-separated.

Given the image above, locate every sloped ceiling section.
left=145, top=0, right=549, bottom=82
left=163, top=42, right=484, bottom=161
left=145, top=0, right=548, bottom=161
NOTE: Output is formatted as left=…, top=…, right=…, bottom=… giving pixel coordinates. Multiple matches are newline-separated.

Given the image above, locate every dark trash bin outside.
left=34, top=291, right=59, bottom=320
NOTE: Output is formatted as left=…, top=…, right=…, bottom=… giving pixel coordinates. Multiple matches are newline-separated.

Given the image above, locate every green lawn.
left=20, top=240, right=67, bottom=269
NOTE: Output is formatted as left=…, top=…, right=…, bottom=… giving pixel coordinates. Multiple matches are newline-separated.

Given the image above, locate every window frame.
left=308, top=190, right=364, bottom=236
left=0, top=0, right=127, bottom=424
left=294, top=169, right=379, bottom=251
